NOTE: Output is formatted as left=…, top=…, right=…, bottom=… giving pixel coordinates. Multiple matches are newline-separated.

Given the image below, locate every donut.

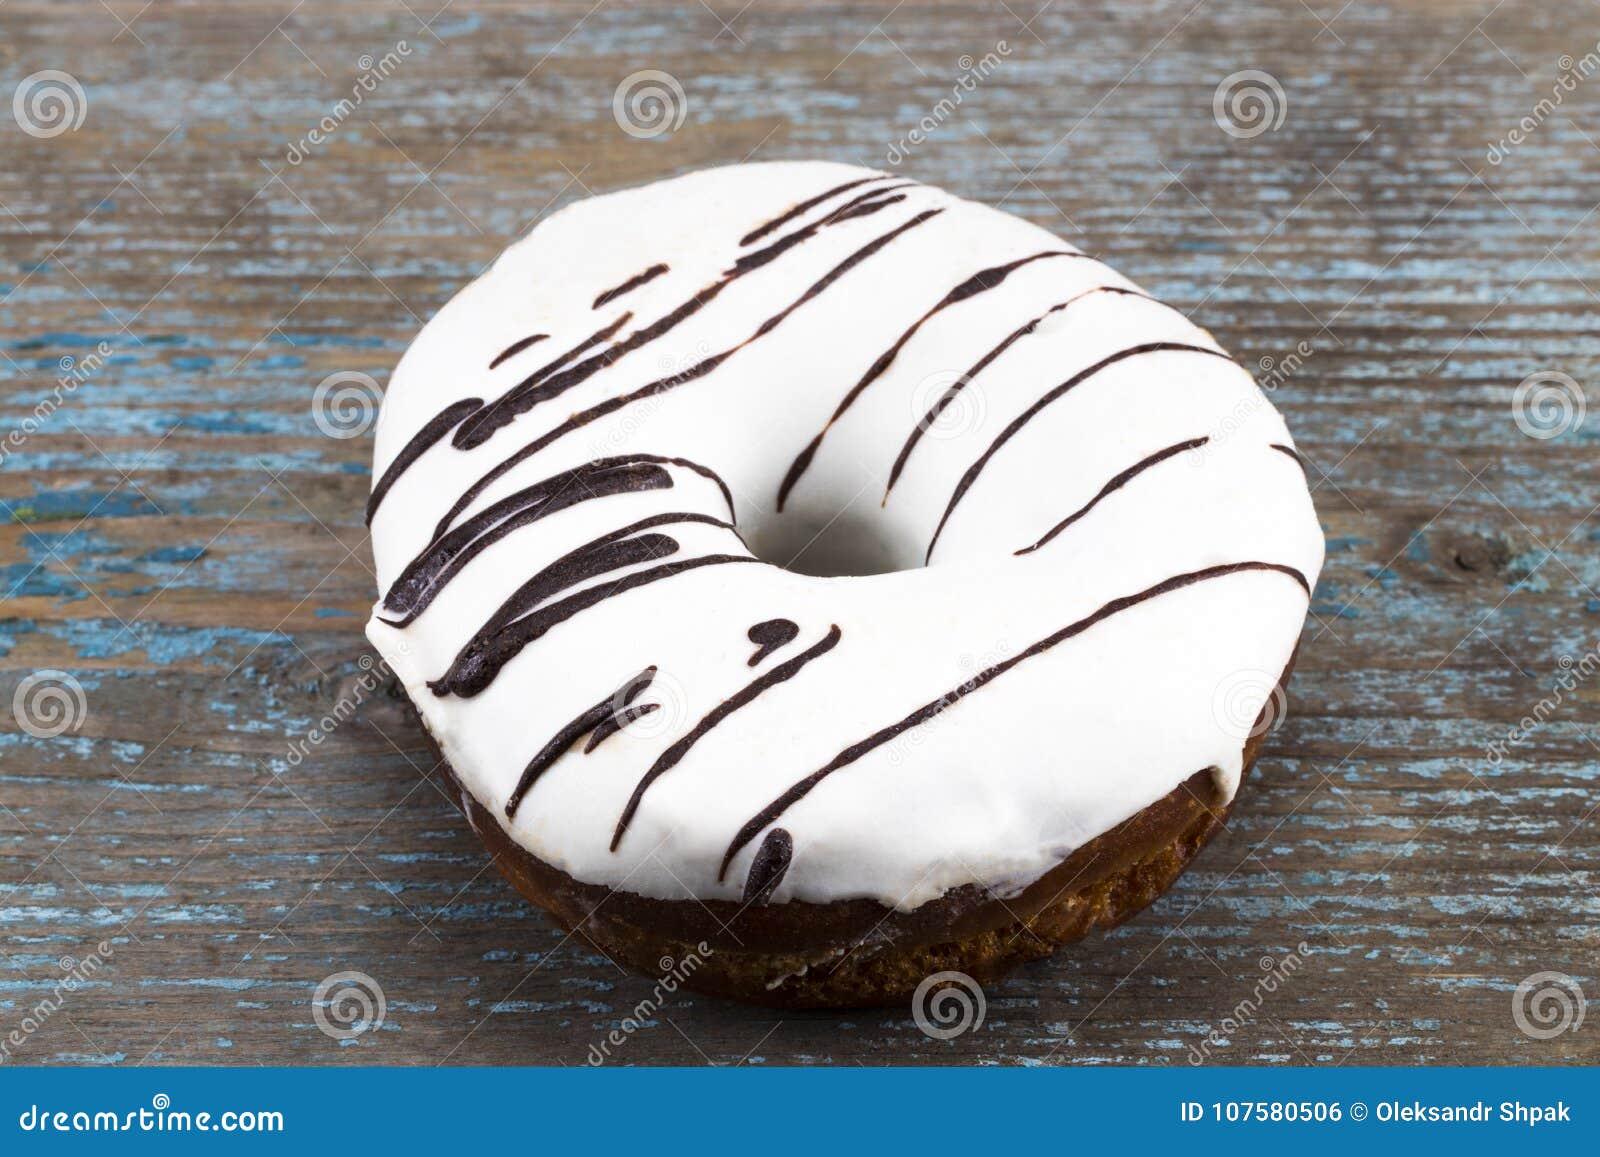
left=364, top=161, right=1324, bottom=1007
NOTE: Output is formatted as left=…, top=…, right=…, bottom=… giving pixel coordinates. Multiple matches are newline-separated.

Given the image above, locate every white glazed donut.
left=365, top=161, right=1323, bottom=926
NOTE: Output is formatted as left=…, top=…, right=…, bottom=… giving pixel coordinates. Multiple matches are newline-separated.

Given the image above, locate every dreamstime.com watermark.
left=1511, top=370, right=1587, bottom=440
left=11, top=669, right=89, bottom=739
left=0, top=943, right=113, bottom=1065
left=284, top=649, right=404, bottom=768
left=912, top=970, right=986, bottom=1040
left=584, top=945, right=712, bottom=1064
left=613, top=70, right=687, bottom=140
left=586, top=342, right=711, bottom=459
left=0, top=342, right=115, bottom=469
left=12, top=70, right=87, bottom=139
left=1483, top=640, right=1600, bottom=766
left=906, top=368, right=988, bottom=445
left=16, top=1094, right=283, bottom=1134
left=886, top=42, right=1012, bottom=166
left=1213, top=69, right=1287, bottom=139
left=1187, top=941, right=1313, bottom=1064
left=283, top=42, right=413, bottom=165
left=312, top=970, right=387, bottom=1041
left=1512, top=971, right=1586, bottom=1040
left=1191, top=340, right=1316, bottom=462
left=1211, top=667, right=1288, bottom=742
left=1486, top=43, right=1600, bottom=165
left=885, top=641, right=1011, bottom=768
left=312, top=370, right=383, bottom=439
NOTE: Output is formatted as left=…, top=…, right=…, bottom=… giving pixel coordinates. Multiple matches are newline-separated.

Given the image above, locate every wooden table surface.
left=2, top=0, right=1597, bottom=1067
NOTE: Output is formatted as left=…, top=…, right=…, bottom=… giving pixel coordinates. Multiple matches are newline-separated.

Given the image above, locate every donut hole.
left=744, top=505, right=906, bottom=578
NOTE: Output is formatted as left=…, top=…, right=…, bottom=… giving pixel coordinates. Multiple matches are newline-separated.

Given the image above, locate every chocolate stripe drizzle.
left=454, top=313, right=634, bottom=450
left=584, top=702, right=659, bottom=754
left=924, top=342, right=1232, bottom=562
left=825, top=190, right=910, bottom=224
left=740, top=175, right=893, bottom=246
left=432, top=208, right=946, bottom=537
left=885, top=286, right=1155, bottom=499
left=717, top=561, right=1309, bottom=880
left=449, top=186, right=912, bottom=457
left=737, top=185, right=910, bottom=270
left=365, top=397, right=482, bottom=525
left=742, top=828, right=794, bottom=905
left=1015, top=436, right=1209, bottom=556
left=611, top=625, right=843, bottom=850
left=429, top=512, right=743, bottom=696
left=387, top=454, right=735, bottom=625
left=475, top=532, right=682, bottom=640
left=775, top=250, right=1088, bottom=511
left=1270, top=443, right=1305, bottom=470
left=418, top=445, right=733, bottom=564
left=382, top=457, right=675, bottom=626
left=593, top=263, right=669, bottom=309
left=489, top=333, right=549, bottom=371
left=433, top=554, right=762, bottom=698
left=747, top=618, right=799, bottom=666
left=505, top=666, right=657, bottom=819
left=472, top=510, right=747, bottom=640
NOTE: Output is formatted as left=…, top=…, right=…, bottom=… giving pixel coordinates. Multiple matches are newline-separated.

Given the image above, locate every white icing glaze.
left=365, top=161, right=1324, bottom=912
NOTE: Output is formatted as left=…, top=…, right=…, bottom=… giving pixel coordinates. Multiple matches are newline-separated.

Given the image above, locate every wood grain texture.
left=2, top=0, right=1597, bottom=1066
